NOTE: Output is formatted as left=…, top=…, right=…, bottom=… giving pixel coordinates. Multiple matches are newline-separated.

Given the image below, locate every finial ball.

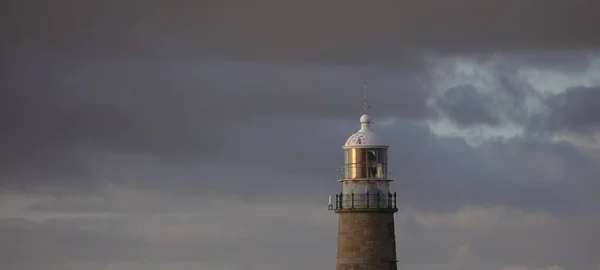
left=360, top=114, right=371, bottom=124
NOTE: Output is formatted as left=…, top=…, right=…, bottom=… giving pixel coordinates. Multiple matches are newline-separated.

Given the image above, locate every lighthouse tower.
left=328, top=85, right=398, bottom=270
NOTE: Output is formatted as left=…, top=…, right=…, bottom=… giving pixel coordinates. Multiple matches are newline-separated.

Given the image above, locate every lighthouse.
left=329, top=84, right=398, bottom=270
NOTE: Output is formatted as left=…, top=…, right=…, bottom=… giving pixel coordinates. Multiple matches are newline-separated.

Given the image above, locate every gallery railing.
left=333, top=192, right=397, bottom=210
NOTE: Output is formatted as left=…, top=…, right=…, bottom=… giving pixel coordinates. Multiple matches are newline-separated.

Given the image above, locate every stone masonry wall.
left=336, top=211, right=397, bottom=270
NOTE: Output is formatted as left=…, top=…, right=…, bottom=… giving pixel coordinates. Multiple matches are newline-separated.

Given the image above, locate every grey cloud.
left=441, top=51, right=599, bottom=73
left=0, top=51, right=434, bottom=191
left=0, top=191, right=339, bottom=269
left=430, top=55, right=600, bottom=141
left=2, top=107, right=596, bottom=217
left=434, top=85, right=502, bottom=127
left=0, top=218, right=149, bottom=265
left=469, top=219, right=600, bottom=268
left=506, top=51, right=598, bottom=73
left=2, top=0, right=600, bottom=67
left=528, top=86, right=600, bottom=135
left=411, top=206, right=600, bottom=270
left=430, top=54, right=547, bottom=127
left=383, top=122, right=597, bottom=214
left=1, top=191, right=598, bottom=270
left=9, top=50, right=597, bottom=214
left=3, top=57, right=597, bottom=215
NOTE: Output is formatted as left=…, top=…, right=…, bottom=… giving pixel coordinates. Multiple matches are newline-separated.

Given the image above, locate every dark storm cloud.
left=430, top=54, right=600, bottom=133
left=0, top=51, right=433, bottom=190
left=528, top=86, right=600, bottom=135
left=507, top=50, right=598, bottom=73
left=2, top=0, right=600, bottom=67
left=430, top=54, right=545, bottom=127
left=380, top=122, right=597, bottom=214
left=2, top=48, right=598, bottom=214
left=434, top=85, right=502, bottom=127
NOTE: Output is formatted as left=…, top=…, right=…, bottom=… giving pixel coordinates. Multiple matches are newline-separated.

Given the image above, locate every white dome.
left=344, top=129, right=384, bottom=147
left=344, top=114, right=386, bottom=147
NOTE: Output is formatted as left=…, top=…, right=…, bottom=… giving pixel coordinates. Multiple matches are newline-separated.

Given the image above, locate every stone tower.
left=328, top=102, right=398, bottom=270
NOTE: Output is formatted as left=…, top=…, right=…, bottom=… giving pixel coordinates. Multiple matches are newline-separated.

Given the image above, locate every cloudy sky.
left=2, top=1, right=600, bottom=269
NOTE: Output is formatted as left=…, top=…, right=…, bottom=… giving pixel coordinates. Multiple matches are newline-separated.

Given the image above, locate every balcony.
left=329, top=192, right=397, bottom=211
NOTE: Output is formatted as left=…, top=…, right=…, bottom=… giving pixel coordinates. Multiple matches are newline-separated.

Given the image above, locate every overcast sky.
left=2, top=1, right=600, bottom=270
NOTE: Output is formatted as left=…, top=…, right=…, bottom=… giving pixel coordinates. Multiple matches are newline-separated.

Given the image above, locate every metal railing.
left=332, top=192, right=397, bottom=210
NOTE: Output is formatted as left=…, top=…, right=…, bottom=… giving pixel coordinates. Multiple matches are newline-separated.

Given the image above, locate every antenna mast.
left=363, top=82, right=370, bottom=114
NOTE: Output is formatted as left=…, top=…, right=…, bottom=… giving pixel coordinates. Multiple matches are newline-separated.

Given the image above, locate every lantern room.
left=339, top=113, right=389, bottom=181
